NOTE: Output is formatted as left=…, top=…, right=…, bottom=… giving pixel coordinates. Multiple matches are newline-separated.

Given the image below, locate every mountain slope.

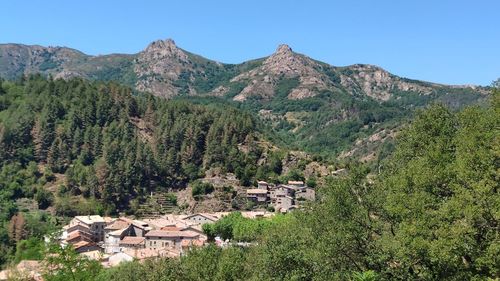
left=0, top=39, right=490, bottom=160
left=0, top=39, right=488, bottom=101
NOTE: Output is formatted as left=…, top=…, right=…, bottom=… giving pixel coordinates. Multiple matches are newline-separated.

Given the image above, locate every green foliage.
left=95, top=97, right=498, bottom=280
left=43, top=244, right=103, bottom=281
left=275, top=77, right=300, bottom=99
left=203, top=212, right=285, bottom=242
left=377, top=103, right=500, bottom=279
left=13, top=237, right=44, bottom=263
left=0, top=76, right=260, bottom=214
left=351, top=270, right=378, bottom=281
left=191, top=181, right=215, bottom=199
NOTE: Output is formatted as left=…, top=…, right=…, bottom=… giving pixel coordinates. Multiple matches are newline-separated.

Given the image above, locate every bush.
left=34, top=188, right=54, bottom=209
left=191, top=181, right=214, bottom=199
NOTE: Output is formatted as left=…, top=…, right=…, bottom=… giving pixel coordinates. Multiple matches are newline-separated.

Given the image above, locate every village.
left=0, top=180, right=315, bottom=280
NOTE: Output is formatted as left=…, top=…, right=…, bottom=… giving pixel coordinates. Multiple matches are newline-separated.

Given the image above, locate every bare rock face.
left=0, top=44, right=87, bottom=79
left=232, top=44, right=331, bottom=101
left=340, top=64, right=434, bottom=101
left=134, top=39, right=193, bottom=98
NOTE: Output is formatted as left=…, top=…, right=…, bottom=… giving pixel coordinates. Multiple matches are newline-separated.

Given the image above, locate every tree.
left=8, top=213, right=27, bottom=243
left=43, top=244, right=102, bottom=281
left=377, top=103, right=500, bottom=280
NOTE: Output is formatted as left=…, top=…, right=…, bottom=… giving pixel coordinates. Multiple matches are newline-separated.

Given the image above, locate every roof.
left=144, top=218, right=177, bottom=229
left=105, top=219, right=130, bottom=230
left=287, top=180, right=304, bottom=185
left=161, top=226, right=182, bottom=231
left=75, top=215, right=106, bottom=225
left=132, top=219, right=149, bottom=227
left=246, top=189, right=268, bottom=194
left=145, top=230, right=199, bottom=238
left=257, top=180, right=268, bottom=184
left=66, top=230, right=93, bottom=242
left=182, top=213, right=218, bottom=222
left=109, top=228, right=129, bottom=237
left=119, top=236, right=145, bottom=245
left=73, top=240, right=96, bottom=250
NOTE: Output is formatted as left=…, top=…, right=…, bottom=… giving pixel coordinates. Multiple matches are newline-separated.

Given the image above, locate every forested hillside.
left=0, top=75, right=282, bottom=211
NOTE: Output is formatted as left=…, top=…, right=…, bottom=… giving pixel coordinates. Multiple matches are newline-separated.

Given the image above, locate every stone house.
left=145, top=230, right=200, bottom=250
left=246, top=188, right=269, bottom=203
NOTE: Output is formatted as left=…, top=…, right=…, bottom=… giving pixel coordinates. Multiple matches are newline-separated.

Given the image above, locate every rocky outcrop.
left=134, top=39, right=193, bottom=98
left=340, top=64, right=434, bottom=101
left=231, top=44, right=332, bottom=101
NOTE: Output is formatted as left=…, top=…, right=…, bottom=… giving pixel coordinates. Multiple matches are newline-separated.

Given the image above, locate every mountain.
left=0, top=39, right=488, bottom=100
left=0, top=39, right=490, bottom=160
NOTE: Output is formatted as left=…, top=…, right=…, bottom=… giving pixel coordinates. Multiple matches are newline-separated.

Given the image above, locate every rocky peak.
left=142, top=38, right=188, bottom=61
left=275, top=44, right=293, bottom=55
left=134, top=38, right=193, bottom=98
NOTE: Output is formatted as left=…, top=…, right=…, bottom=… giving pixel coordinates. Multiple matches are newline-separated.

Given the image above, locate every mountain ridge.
left=0, top=39, right=488, bottom=101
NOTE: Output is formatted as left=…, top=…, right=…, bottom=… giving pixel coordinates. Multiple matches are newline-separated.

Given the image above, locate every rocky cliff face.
left=230, top=44, right=333, bottom=101
left=134, top=39, right=193, bottom=98
left=0, top=44, right=87, bottom=79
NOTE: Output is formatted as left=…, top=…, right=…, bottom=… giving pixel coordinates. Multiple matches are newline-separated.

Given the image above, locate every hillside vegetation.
left=39, top=90, right=498, bottom=280
left=0, top=40, right=490, bottom=160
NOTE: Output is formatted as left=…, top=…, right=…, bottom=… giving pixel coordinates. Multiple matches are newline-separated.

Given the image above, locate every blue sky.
left=1, top=0, right=498, bottom=85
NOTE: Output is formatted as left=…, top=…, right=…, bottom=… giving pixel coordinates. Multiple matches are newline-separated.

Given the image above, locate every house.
left=104, top=218, right=131, bottom=233
left=295, top=187, right=316, bottom=202
left=145, top=230, right=200, bottom=250
left=129, top=219, right=151, bottom=237
left=257, top=180, right=269, bottom=190
left=246, top=189, right=268, bottom=203
left=119, top=236, right=145, bottom=250
left=270, top=187, right=289, bottom=203
left=104, top=227, right=131, bottom=254
left=275, top=196, right=294, bottom=213
left=66, top=230, right=94, bottom=244
left=182, top=213, right=218, bottom=225
left=69, top=215, right=107, bottom=242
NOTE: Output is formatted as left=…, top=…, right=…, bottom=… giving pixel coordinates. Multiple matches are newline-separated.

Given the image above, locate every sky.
left=1, top=0, right=499, bottom=86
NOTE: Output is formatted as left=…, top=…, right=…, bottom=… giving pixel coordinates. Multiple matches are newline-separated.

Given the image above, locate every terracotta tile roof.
left=105, top=219, right=130, bottom=230
left=119, top=236, right=145, bottom=245
left=66, top=230, right=93, bottom=242
left=160, top=226, right=182, bottom=231
left=73, top=240, right=96, bottom=250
